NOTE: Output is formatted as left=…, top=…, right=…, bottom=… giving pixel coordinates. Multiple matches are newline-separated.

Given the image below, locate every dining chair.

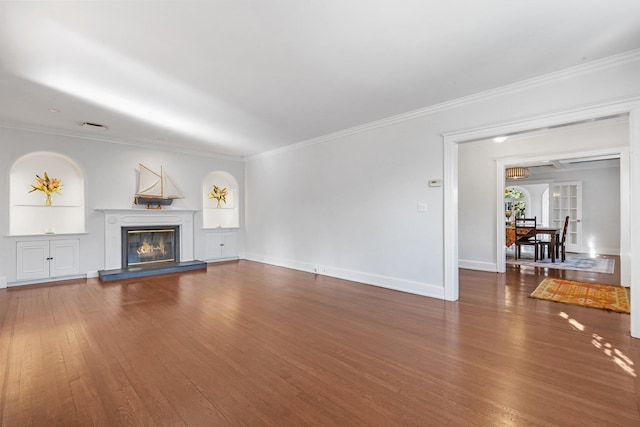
left=514, top=217, right=538, bottom=260
left=539, top=216, right=569, bottom=262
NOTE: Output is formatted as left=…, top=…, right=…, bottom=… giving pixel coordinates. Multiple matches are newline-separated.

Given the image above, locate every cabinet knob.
left=46, top=257, right=53, bottom=260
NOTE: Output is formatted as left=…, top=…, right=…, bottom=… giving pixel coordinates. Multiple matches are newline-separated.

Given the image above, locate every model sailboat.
left=134, top=164, right=184, bottom=209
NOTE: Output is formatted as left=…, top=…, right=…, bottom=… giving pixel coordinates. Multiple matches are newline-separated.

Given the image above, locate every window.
left=504, top=186, right=531, bottom=221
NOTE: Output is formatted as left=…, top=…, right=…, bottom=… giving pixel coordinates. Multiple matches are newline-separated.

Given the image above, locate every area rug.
left=530, top=278, right=630, bottom=314
left=507, top=255, right=615, bottom=274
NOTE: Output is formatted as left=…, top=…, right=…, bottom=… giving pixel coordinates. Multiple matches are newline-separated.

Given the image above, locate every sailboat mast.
left=160, top=165, right=164, bottom=198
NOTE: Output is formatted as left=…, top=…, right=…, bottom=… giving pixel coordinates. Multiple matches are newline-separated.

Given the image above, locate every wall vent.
left=80, top=121, right=108, bottom=129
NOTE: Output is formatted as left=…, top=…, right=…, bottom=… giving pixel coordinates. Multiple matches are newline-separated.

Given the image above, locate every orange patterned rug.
left=530, top=278, right=630, bottom=314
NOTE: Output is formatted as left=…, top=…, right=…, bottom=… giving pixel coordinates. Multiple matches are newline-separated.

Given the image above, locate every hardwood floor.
left=0, top=259, right=638, bottom=426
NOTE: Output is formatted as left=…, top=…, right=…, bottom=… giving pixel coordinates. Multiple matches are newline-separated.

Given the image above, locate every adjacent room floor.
left=0, top=259, right=638, bottom=426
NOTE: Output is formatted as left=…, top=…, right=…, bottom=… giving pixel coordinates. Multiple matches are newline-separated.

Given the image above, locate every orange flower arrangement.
left=29, top=171, right=63, bottom=206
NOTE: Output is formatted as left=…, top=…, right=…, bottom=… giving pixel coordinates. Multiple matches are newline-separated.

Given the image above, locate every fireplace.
left=121, top=226, right=180, bottom=268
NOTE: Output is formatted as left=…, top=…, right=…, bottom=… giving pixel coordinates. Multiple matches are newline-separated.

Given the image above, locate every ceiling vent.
left=80, top=121, right=108, bottom=129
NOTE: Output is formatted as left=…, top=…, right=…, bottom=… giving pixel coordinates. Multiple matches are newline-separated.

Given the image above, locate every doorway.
left=497, top=148, right=627, bottom=282
left=443, top=100, right=640, bottom=338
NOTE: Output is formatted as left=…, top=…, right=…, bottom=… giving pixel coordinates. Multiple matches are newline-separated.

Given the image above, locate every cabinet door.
left=205, top=233, right=223, bottom=259
left=50, top=239, right=80, bottom=278
left=17, top=241, right=50, bottom=281
left=205, top=232, right=237, bottom=260
left=220, top=232, right=237, bottom=259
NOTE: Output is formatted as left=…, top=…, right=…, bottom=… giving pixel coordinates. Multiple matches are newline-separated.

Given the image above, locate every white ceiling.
left=1, top=1, right=640, bottom=157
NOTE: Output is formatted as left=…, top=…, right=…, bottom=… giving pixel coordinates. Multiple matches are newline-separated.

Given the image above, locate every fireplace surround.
left=98, top=209, right=196, bottom=270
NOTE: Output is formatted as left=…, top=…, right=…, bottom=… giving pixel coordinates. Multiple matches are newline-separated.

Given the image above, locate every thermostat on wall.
left=428, top=179, right=442, bottom=187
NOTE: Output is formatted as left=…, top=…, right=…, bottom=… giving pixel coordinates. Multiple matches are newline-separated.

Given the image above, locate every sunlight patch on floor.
left=559, top=311, right=635, bottom=377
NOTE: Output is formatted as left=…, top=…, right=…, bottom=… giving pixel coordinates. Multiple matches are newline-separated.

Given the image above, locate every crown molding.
left=0, top=120, right=245, bottom=163
left=442, top=93, right=640, bottom=143
left=248, top=48, right=640, bottom=161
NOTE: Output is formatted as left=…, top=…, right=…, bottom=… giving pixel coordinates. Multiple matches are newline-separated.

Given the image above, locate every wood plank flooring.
left=1, top=259, right=638, bottom=426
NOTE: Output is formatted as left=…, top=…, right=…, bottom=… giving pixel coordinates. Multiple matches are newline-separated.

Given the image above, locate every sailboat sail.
left=162, top=173, right=183, bottom=199
left=136, top=164, right=162, bottom=197
left=135, top=164, right=184, bottom=208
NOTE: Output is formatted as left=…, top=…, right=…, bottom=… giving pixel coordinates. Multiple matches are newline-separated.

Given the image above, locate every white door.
left=550, top=181, right=582, bottom=253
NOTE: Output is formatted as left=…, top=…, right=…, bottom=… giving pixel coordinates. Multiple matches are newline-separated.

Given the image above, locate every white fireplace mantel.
left=97, top=209, right=197, bottom=270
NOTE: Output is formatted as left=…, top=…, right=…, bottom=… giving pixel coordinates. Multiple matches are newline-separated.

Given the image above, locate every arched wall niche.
left=202, top=170, right=239, bottom=228
left=10, top=151, right=85, bottom=235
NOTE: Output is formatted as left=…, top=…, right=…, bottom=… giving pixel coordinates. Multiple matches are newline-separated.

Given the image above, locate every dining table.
left=506, top=225, right=561, bottom=262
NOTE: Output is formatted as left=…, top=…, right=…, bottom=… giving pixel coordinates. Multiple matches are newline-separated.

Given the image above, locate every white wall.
left=0, top=127, right=245, bottom=285
left=246, top=119, right=445, bottom=297
left=246, top=51, right=640, bottom=299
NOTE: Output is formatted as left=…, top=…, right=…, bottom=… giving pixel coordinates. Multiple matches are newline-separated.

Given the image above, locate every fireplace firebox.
left=121, top=226, right=180, bottom=268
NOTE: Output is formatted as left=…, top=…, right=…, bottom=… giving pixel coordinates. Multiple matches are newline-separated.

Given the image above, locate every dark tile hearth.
left=98, top=260, right=207, bottom=282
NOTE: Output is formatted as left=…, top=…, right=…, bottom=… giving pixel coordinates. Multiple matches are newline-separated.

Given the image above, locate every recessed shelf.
left=202, top=227, right=240, bottom=230
left=10, top=151, right=86, bottom=236
left=203, top=170, right=240, bottom=229
left=6, top=232, right=88, bottom=238
left=13, top=204, right=83, bottom=208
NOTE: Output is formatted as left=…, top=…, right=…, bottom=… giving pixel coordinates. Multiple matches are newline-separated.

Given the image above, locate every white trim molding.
left=458, top=260, right=497, bottom=272
left=629, top=105, right=640, bottom=338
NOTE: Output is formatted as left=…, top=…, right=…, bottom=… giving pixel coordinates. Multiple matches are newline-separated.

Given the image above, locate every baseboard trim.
left=458, top=259, right=498, bottom=272
left=8, top=274, right=87, bottom=287
left=205, top=256, right=240, bottom=263
left=590, top=248, right=620, bottom=256
left=244, top=253, right=445, bottom=299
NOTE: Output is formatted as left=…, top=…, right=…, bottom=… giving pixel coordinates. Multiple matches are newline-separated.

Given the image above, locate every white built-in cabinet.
left=205, top=231, right=238, bottom=260
left=16, top=239, right=80, bottom=281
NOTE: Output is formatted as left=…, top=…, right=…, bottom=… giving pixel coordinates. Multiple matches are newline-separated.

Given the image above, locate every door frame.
left=495, top=148, right=628, bottom=276
left=443, top=97, right=640, bottom=338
